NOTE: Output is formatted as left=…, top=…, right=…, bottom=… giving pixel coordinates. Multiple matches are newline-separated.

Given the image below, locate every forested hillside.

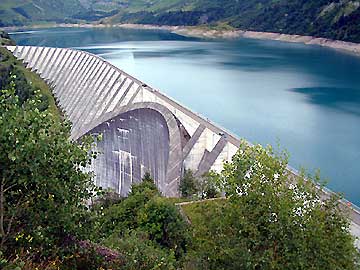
left=106, top=0, right=360, bottom=42
left=0, top=0, right=359, bottom=42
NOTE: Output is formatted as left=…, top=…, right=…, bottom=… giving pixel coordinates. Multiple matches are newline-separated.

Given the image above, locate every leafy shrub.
left=179, top=169, right=198, bottom=199
left=0, top=251, right=25, bottom=270
left=91, top=173, right=190, bottom=268
left=102, top=230, right=176, bottom=270
left=198, top=172, right=221, bottom=199
left=0, top=48, right=49, bottom=111
left=94, top=175, right=160, bottom=240
left=186, top=141, right=360, bottom=270
left=138, top=197, right=191, bottom=258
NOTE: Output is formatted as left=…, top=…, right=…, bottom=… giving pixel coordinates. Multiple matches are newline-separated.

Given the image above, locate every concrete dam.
left=6, top=45, right=239, bottom=197
left=5, top=45, right=360, bottom=243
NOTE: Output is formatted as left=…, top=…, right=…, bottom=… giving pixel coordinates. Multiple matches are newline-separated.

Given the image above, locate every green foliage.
left=138, top=197, right=190, bottom=258
left=0, top=250, right=24, bottom=270
left=182, top=140, right=359, bottom=269
left=180, top=199, right=227, bottom=269
left=102, top=230, right=176, bottom=270
left=90, top=188, right=121, bottom=210
left=0, top=47, right=57, bottom=115
left=142, top=171, right=153, bottom=182
left=0, top=31, right=16, bottom=46
left=198, top=171, right=221, bottom=199
left=179, top=169, right=198, bottom=199
left=180, top=169, right=221, bottom=200
left=90, top=173, right=190, bottom=268
left=0, top=53, right=38, bottom=106
left=92, top=174, right=160, bottom=240
left=131, top=172, right=159, bottom=196
left=0, top=81, right=98, bottom=259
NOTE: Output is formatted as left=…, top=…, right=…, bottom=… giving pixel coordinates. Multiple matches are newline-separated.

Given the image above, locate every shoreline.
left=4, top=22, right=360, bottom=57
left=173, top=26, right=360, bottom=57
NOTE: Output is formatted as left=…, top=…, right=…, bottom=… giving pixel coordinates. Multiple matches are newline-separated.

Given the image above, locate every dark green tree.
left=0, top=80, right=98, bottom=258
left=93, top=172, right=190, bottom=266
left=179, top=169, right=198, bottom=199
left=137, top=197, right=190, bottom=258
left=93, top=173, right=159, bottom=240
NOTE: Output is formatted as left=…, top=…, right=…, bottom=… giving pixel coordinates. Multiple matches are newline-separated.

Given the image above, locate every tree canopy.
left=0, top=79, right=98, bottom=259
left=183, top=141, right=359, bottom=269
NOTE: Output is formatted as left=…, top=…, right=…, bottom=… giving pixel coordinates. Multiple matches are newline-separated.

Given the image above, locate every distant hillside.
left=0, top=0, right=84, bottom=25
left=0, top=0, right=359, bottom=43
left=104, top=0, right=360, bottom=43
left=0, top=0, right=125, bottom=26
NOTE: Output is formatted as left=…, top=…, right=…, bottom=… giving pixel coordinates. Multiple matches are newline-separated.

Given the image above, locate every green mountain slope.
left=0, top=0, right=133, bottom=26
left=0, top=0, right=359, bottom=43
left=0, top=0, right=86, bottom=26
left=104, top=0, right=360, bottom=42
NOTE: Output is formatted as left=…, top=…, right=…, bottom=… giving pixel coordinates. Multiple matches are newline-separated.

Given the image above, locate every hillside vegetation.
left=1, top=132, right=358, bottom=269
left=0, top=45, right=59, bottom=116
left=0, top=0, right=359, bottom=42
left=0, top=30, right=16, bottom=46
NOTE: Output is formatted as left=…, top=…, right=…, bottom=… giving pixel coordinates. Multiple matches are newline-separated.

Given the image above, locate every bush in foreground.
left=89, top=174, right=190, bottom=269
left=185, top=141, right=359, bottom=269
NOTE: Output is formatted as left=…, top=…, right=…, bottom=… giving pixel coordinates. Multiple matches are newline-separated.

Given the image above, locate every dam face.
left=91, top=108, right=171, bottom=197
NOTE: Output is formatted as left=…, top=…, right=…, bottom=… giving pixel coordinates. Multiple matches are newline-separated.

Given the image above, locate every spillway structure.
left=5, top=46, right=360, bottom=244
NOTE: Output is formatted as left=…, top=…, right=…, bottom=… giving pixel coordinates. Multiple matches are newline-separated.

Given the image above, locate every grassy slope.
left=0, top=46, right=59, bottom=117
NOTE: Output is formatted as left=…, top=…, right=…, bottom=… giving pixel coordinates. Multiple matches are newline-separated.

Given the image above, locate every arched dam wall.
left=5, top=46, right=360, bottom=243
left=6, top=45, right=239, bottom=197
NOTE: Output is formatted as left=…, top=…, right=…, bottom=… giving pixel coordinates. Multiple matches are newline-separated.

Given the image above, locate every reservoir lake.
left=10, top=27, right=360, bottom=206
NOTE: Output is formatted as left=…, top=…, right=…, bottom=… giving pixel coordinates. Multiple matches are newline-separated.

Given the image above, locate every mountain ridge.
left=0, top=0, right=359, bottom=43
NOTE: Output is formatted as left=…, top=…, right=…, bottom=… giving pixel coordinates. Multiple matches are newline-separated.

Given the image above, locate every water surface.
left=10, top=27, right=360, bottom=205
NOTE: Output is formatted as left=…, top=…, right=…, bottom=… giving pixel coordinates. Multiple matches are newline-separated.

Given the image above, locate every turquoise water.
left=10, top=27, right=360, bottom=205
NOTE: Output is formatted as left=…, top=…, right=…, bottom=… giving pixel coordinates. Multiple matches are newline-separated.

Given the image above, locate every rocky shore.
left=172, top=27, right=360, bottom=57
left=4, top=23, right=360, bottom=56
